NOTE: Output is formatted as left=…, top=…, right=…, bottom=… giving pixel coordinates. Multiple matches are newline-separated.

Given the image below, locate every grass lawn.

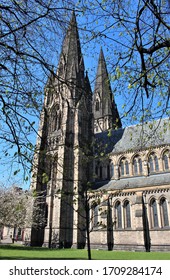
left=1, top=245, right=170, bottom=260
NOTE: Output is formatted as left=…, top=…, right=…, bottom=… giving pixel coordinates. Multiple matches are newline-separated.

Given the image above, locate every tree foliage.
left=77, top=0, right=170, bottom=124
left=0, top=0, right=75, bottom=179
left=0, top=185, right=46, bottom=229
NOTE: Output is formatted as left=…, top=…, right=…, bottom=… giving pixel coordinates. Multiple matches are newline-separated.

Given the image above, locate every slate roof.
left=95, top=118, right=170, bottom=154
left=95, top=173, right=170, bottom=191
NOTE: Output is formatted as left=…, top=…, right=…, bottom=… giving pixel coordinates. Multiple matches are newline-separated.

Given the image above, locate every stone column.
left=134, top=192, right=146, bottom=251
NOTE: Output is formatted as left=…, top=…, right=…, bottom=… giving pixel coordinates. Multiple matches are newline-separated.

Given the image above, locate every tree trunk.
left=85, top=191, right=91, bottom=260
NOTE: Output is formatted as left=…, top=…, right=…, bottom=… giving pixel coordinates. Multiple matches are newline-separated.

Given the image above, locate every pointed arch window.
left=133, top=156, right=143, bottom=175
left=50, top=104, right=61, bottom=132
left=125, top=161, right=129, bottom=175
left=154, top=156, right=159, bottom=171
left=95, top=99, right=100, bottom=111
left=133, top=159, right=138, bottom=175
left=119, top=158, right=129, bottom=177
left=139, top=158, right=143, bottom=173
left=149, top=156, right=154, bottom=173
left=115, top=201, right=122, bottom=228
left=120, top=161, right=124, bottom=176
left=150, top=199, right=158, bottom=228
left=160, top=198, right=169, bottom=227
left=124, top=200, right=131, bottom=228
left=148, top=153, right=159, bottom=174
left=163, top=151, right=169, bottom=170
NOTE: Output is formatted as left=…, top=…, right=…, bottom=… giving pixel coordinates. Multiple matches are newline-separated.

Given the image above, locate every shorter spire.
left=93, top=47, right=121, bottom=132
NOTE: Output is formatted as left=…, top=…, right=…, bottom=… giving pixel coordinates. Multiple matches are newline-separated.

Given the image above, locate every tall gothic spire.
left=93, top=47, right=121, bottom=133
left=57, top=10, right=84, bottom=82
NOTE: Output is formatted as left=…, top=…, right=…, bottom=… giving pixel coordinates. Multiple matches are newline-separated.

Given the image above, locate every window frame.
left=160, top=197, right=169, bottom=227
left=123, top=200, right=131, bottom=228
left=115, top=201, right=122, bottom=229
left=150, top=198, right=159, bottom=228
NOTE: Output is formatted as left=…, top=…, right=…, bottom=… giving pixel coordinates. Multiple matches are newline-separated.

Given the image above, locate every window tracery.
left=133, top=155, right=143, bottom=175
left=119, top=158, right=129, bottom=177
left=148, top=153, right=159, bottom=174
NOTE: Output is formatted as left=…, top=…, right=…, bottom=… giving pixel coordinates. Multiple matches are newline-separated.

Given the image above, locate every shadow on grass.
left=0, top=245, right=88, bottom=260
left=0, top=245, right=53, bottom=251
left=0, top=257, right=86, bottom=260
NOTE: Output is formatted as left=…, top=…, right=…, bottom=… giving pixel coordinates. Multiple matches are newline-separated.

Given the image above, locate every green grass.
left=0, top=245, right=170, bottom=260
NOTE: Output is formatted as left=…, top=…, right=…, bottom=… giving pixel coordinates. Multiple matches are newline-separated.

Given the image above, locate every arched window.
left=95, top=99, right=100, bottom=111
left=160, top=198, right=169, bottom=227
left=125, top=161, right=129, bottom=175
left=110, top=163, right=114, bottom=178
left=115, top=201, right=122, bottom=228
left=57, top=111, right=62, bottom=130
left=119, top=158, right=129, bottom=177
left=139, top=158, right=143, bottom=174
left=124, top=200, right=131, bottom=228
left=133, top=159, right=138, bottom=175
left=154, top=156, right=159, bottom=171
left=148, top=153, right=159, bottom=174
left=133, top=156, right=143, bottom=175
left=50, top=104, right=61, bottom=132
left=120, top=160, right=124, bottom=176
left=150, top=199, right=158, bottom=228
left=149, top=156, right=154, bottom=173
left=163, top=151, right=169, bottom=170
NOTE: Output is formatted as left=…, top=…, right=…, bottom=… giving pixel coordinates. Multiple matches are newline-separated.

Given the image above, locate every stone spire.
left=57, top=10, right=84, bottom=83
left=93, top=47, right=122, bottom=133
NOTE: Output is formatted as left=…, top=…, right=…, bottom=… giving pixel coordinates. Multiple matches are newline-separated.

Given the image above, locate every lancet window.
left=115, top=201, right=122, bottom=228
left=123, top=200, right=131, bottom=228
left=148, top=153, right=159, bottom=174
left=133, top=155, right=143, bottom=175
left=119, top=158, right=129, bottom=177
left=150, top=198, right=158, bottom=228
left=163, top=150, right=170, bottom=170
left=160, top=197, right=169, bottom=227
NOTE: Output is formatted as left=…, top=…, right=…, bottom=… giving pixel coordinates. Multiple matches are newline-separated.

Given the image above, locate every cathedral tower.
left=93, top=48, right=122, bottom=133
left=30, top=11, right=92, bottom=248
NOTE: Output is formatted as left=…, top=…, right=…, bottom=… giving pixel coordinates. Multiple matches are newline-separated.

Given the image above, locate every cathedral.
left=28, top=11, right=170, bottom=252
